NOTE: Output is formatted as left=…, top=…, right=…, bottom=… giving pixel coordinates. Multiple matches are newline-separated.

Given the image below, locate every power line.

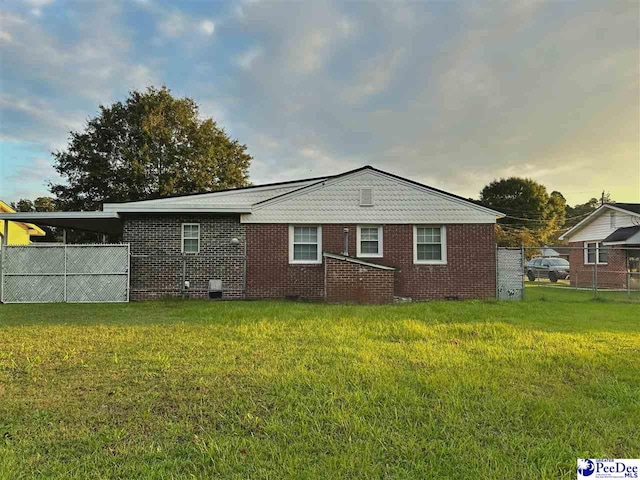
left=501, top=211, right=592, bottom=224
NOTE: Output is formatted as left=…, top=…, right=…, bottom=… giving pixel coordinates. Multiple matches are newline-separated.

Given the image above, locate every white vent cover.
left=359, top=187, right=373, bottom=206
left=208, top=279, right=222, bottom=292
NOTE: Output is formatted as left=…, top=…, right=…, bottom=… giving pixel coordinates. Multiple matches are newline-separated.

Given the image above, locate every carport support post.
left=62, top=228, right=67, bottom=244
left=1, top=220, right=7, bottom=302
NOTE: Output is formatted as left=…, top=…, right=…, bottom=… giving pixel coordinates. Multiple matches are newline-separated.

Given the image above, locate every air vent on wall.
left=360, top=187, right=373, bottom=206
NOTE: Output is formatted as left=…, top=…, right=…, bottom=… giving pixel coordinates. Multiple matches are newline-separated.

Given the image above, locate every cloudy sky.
left=1, top=0, right=638, bottom=205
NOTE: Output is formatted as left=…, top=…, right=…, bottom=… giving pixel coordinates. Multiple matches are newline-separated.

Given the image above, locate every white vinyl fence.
left=0, top=244, right=129, bottom=303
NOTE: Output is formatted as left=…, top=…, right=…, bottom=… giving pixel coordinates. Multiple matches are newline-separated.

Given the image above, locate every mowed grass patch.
left=0, top=296, right=639, bottom=479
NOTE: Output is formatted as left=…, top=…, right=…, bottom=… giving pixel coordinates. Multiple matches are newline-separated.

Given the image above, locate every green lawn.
left=1, top=292, right=639, bottom=479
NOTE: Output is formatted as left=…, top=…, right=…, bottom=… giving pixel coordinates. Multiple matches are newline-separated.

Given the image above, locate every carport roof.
left=0, top=211, right=121, bottom=235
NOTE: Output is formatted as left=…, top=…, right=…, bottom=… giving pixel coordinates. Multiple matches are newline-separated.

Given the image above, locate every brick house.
left=97, top=166, right=503, bottom=303
left=559, top=203, right=640, bottom=289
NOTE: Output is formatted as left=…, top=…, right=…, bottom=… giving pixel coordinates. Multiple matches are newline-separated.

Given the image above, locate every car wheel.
left=527, top=271, right=535, bottom=282
left=549, top=272, right=558, bottom=283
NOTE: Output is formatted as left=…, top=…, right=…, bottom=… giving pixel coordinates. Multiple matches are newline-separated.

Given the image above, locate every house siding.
left=245, top=223, right=496, bottom=300
left=568, top=241, right=628, bottom=289
left=568, top=209, right=638, bottom=243
left=242, top=170, right=499, bottom=224
left=122, top=215, right=245, bottom=300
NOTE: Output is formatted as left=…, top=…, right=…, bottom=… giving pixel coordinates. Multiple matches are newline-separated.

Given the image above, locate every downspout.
left=343, top=228, right=349, bottom=256
left=182, top=255, right=186, bottom=299
left=242, top=236, right=247, bottom=299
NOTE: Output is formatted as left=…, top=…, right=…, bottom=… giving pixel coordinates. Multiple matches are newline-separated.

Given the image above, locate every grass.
left=526, top=281, right=640, bottom=303
left=1, top=291, right=639, bottom=479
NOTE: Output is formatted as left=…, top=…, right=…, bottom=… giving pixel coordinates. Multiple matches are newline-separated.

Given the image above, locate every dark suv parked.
left=526, top=257, right=570, bottom=282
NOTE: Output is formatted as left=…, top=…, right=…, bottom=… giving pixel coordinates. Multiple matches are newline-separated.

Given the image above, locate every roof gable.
left=559, top=203, right=640, bottom=241
left=243, top=167, right=503, bottom=224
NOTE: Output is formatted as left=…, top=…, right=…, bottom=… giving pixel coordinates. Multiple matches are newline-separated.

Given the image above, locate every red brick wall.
left=245, top=223, right=496, bottom=300
left=325, top=257, right=395, bottom=304
left=568, top=242, right=628, bottom=288
left=123, top=215, right=245, bottom=300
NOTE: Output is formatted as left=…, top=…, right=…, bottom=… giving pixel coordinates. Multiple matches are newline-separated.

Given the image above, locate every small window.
left=414, top=225, right=446, bottom=264
left=584, top=241, right=607, bottom=265
left=359, top=188, right=373, bottom=206
left=289, top=225, right=322, bottom=264
left=610, top=211, right=616, bottom=229
left=357, top=225, right=383, bottom=258
left=182, top=223, right=200, bottom=254
left=598, top=242, right=608, bottom=264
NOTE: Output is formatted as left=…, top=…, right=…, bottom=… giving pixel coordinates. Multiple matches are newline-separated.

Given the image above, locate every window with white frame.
left=357, top=225, right=383, bottom=257
left=584, top=241, right=608, bottom=264
left=414, top=225, right=446, bottom=264
left=289, top=225, right=321, bottom=263
left=182, top=223, right=200, bottom=254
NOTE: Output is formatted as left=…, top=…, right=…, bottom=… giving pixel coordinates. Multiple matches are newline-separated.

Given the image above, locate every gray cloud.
left=221, top=0, right=639, bottom=202
left=1, top=0, right=638, bottom=204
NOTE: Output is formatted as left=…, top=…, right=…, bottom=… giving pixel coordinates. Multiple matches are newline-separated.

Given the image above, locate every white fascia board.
left=240, top=215, right=496, bottom=224
left=110, top=205, right=252, bottom=213
left=252, top=169, right=505, bottom=218
left=0, top=211, right=120, bottom=220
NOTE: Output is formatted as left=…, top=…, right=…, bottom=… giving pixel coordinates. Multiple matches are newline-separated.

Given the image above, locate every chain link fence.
left=521, top=245, right=640, bottom=303
left=0, top=244, right=130, bottom=303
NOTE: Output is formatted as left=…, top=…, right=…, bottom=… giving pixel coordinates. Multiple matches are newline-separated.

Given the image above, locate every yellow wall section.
left=0, top=201, right=46, bottom=245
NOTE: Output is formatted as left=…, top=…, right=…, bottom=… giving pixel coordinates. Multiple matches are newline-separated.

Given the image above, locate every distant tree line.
left=479, top=178, right=612, bottom=248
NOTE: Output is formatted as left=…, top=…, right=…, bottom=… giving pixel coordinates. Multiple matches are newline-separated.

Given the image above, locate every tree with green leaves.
left=11, top=199, right=35, bottom=212
left=9, top=197, right=58, bottom=241
left=50, top=86, right=251, bottom=211
left=34, top=197, right=57, bottom=212
left=480, top=177, right=567, bottom=247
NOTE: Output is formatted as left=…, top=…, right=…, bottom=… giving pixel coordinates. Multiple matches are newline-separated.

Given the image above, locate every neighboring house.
left=102, top=166, right=503, bottom=302
left=559, top=203, right=640, bottom=289
left=0, top=201, right=45, bottom=245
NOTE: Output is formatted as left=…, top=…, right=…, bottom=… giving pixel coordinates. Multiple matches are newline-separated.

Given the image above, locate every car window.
left=541, top=260, right=549, bottom=267
left=533, top=259, right=542, bottom=267
left=547, top=258, right=569, bottom=266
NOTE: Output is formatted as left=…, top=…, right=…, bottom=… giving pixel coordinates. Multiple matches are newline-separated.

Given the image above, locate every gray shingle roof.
left=610, top=203, right=640, bottom=215
left=602, top=225, right=640, bottom=243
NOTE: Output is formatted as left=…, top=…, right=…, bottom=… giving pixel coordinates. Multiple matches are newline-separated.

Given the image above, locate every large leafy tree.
left=50, top=86, right=251, bottom=210
left=480, top=177, right=567, bottom=246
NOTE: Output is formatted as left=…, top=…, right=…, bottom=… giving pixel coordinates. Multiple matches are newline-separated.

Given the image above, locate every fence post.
left=593, top=262, right=598, bottom=299
left=495, top=245, right=499, bottom=299
left=0, top=221, right=7, bottom=303
left=63, top=244, right=67, bottom=302
left=520, top=244, right=525, bottom=300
